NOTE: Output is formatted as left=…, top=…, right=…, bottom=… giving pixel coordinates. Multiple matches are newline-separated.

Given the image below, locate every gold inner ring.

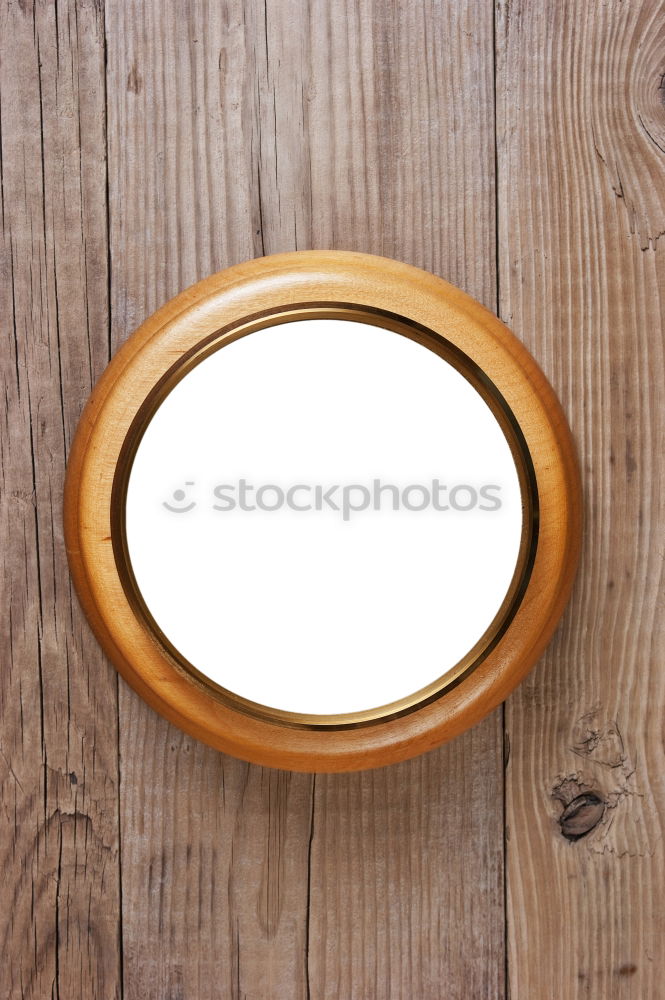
left=111, top=303, right=539, bottom=730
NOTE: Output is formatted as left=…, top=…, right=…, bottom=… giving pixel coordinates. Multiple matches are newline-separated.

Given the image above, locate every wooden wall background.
left=1, top=0, right=663, bottom=997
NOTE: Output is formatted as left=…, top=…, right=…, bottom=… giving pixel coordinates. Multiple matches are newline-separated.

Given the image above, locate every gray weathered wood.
left=7, top=0, right=661, bottom=995
left=106, top=2, right=316, bottom=996
left=304, top=2, right=505, bottom=997
left=0, top=1, right=121, bottom=997
left=498, top=1, right=665, bottom=996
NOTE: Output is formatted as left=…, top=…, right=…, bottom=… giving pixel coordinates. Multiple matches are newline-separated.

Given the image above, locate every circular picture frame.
left=64, top=251, right=582, bottom=772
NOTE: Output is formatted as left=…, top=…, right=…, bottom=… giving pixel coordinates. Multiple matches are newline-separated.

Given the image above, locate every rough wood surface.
left=106, top=0, right=504, bottom=997
left=3, top=0, right=663, bottom=997
left=0, top=1, right=121, bottom=998
left=498, top=1, right=665, bottom=997
left=106, top=4, right=314, bottom=997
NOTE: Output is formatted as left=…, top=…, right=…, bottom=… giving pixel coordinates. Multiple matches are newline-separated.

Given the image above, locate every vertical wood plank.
left=498, top=1, right=665, bottom=996
left=106, top=2, right=316, bottom=997
left=306, top=0, right=497, bottom=307
left=304, top=3, right=504, bottom=997
left=0, top=1, right=121, bottom=997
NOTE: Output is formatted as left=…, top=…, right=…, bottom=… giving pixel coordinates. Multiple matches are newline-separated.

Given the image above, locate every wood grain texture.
left=106, top=0, right=507, bottom=997
left=302, top=4, right=505, bottom=995
left=5, top=0, right=661, bottom=996
left=0, top=1, right=121, bottom=998
left=498, top=1, right=665, bottom=997
left=105, top=2, right=315, bottom=997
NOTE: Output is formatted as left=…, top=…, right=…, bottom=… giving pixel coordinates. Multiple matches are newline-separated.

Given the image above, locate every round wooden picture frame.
left=64, top=251, right=582, bottom=772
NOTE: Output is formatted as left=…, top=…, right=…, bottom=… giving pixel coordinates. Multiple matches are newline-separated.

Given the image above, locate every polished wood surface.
left=63, top=252, right=581, bottom=770
left=2, top=1, right=663, bottom=997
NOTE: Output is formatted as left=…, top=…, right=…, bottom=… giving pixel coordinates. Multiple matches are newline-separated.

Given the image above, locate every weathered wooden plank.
left=106, top=2, right=316, bottom=997
left=304, top=2, right=504, bottom=997
left=5, top=0, right=664, bottom=995
left=108, top=0, right=504, bottom=997
left=305, top=0, right=497, bottom=308
left=0, top=1, right=121, bottom=997
left=309, top=726, right=505, bottom=999
left=498, top=1, right=665, bottom=996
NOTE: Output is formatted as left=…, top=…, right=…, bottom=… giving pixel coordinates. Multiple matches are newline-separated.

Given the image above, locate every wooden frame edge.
left=64, top=251, right=583, bottom=772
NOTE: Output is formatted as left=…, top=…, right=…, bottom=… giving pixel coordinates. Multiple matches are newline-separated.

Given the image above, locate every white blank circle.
left=125, top=318, right=523, bottom=716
